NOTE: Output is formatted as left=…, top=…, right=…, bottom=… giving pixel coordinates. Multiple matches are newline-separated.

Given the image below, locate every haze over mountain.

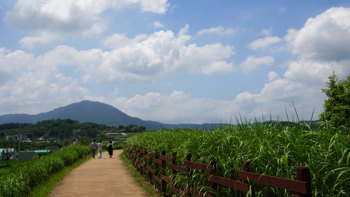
left=0, top=100, right=227, bottom=130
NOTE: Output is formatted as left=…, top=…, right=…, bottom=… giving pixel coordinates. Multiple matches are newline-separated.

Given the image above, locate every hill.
left=0, top=100, right=228, bottom=130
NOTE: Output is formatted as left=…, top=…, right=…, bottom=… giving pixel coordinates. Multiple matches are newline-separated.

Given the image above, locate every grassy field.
left=125, top=120, right=350, bottom=196
left=0, top=160, right=32, bottom=167
left=0, top=145, right=90, bottom=197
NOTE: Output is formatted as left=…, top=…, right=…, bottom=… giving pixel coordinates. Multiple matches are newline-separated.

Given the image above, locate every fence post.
left=185, top=154, right=193, bottom=195
left=148, top=149, right=153, bottom=183
left=297, top=167, right=311, bottom=197
left=243, top=161, right=254, bottom=197
left=161, top=150, right=167, bottom=194
left=140, top=147, right=144, bottom=175
left=172, top=152, right=177, bottom=182
left=209, top=157, right=217, bottom=197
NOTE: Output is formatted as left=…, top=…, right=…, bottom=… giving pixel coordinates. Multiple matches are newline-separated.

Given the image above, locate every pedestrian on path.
left=97, top=140, right=103, bottom=158
left=91, top=139, right=97, bottom=158
left=108, top=140, right=114, bottom=158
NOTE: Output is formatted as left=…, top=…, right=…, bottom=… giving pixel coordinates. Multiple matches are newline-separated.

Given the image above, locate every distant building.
left=19, top=151, right=36, bottom=160
left=5, top=136, right=14, bottom=140
left=37, top=136, right=44, bottom=141
left=21, top=136, right=27, bottom=140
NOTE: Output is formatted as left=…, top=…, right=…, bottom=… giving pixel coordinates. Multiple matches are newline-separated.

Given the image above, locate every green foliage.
left=126, top=122, right=350, bottom=196
left=0, top=132, right=4, bottom=137
left=319, top=72, right=350, bottom=128
left=0, top=144, right=90, bottom=197
left=0, top=119, right=117, bottom=142
left=1, top=149, right=13, bottom=166
left=43, top=134, right=49, bottom=140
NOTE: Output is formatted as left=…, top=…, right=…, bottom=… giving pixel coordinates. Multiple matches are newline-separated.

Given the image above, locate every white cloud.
left=153, top=21, right=165, bottom=28
left=197, top=26, right=238, bottom=36
left=278, top=7, right=286, bottom=13
left=4, top=0, right=170, bottom=48
left=247, top=36, right=282, bottom=50
left=283, top=59, right=350, bottom=85
left=0, top=69, right=89, bottom=115
left=259, top=27, right=273, bottom=37
left=284, top=7, right=350, bottom=61
left=1, top=26, right=236, bottom=86
left=240, top=56, right=275, bottom=73
left=267, top=71, right=280, bottom=81
left=100, top=33, right=148, bottom=49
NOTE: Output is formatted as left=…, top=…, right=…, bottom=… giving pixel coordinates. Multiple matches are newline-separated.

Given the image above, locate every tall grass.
left=125, top=120, right=350, bottom=196
left=0, top=145, right=90, bottom=197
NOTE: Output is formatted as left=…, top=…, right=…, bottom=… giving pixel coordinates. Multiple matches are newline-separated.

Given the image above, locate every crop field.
left=125, top=120, right=350, bottom=196
left=0, top=144, right=90, bottom=197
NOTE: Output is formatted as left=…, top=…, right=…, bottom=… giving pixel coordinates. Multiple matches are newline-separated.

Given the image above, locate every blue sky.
left=0, top=0, right=350, bottom=124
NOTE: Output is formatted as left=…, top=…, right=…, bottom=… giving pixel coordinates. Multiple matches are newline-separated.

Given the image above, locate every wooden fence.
left=124, top=144, right=311, bottom=197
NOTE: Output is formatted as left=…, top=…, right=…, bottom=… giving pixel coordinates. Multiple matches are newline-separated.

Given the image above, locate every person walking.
left=97, top=140, right=103, bottom=158
left=107, top=140, right=114, bottom=158
left=91, top=139, right=97, bottom=158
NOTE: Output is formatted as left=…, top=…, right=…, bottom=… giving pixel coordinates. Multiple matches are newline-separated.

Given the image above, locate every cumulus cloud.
left=267, top=71, right=280, bottom=81
left=247, top=36, right=282, bottom=50
left=4, top=0, right=170, bottom=48
left=153, top=21, right=165, bottom=28
left=84, top=83, right=323, bottom=124
left=284, top=7, right=350, bottom=61
left=197, top=26, right=238, bottom=36
left=240, top=56, right=275, bottom=73
left=1, top=26, right=236, bottom=86
left=0, top=68, right=89, bottom=115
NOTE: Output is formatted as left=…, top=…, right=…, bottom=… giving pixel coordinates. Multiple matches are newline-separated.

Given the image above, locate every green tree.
left=43, top=134, right=49, bottom=141
left=139, top=125, right=146, bottom=132
left=1, top=149, right=13, bottom=165
left=319, top=72, right=350, bottom=128
left=0, top=132, right=4, bottom=137
left=131, top=127, right=139, bottom=132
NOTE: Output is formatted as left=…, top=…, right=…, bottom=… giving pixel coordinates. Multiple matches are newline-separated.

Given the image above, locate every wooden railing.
left=124, top=144, right=311, bottom=197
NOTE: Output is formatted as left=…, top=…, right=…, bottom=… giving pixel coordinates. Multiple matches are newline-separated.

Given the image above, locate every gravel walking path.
left=50, top=150, right=148, bottom=197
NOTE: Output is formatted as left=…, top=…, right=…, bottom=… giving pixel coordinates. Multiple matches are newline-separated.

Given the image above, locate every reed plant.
left=125, top=119, right=350, bottom=196
left=0, top=144, right=90, bottom=197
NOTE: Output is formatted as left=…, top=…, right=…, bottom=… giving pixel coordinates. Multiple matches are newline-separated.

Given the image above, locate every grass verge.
left=27, top=153, right=92, bottom=197
left=120, top=152, right=161, bottom=197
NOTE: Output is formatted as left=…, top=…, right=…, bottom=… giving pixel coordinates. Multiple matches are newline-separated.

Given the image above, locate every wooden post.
left=155, top=149, right=160, bottom=190
left=149, top=149, right=153, bottom=183
left=209, top=157, right=217, bottom=197
left=161, top=150, right=166, bottom=194
left=140, top=148, right=144, bottom=175
left=172, top=152, right=177, bottom=182
left=185, top=154, right=193, bottom=195
left=243, top=161, right=254, bottom=197
left=297, top=167, right=311, bottom=197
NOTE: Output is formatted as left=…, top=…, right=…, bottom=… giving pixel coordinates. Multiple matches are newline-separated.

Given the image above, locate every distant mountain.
left=0, top=100, right=228, bottom=130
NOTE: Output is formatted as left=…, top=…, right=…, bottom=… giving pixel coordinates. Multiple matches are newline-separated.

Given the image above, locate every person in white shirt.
left=97, top=140, right=103, bottom=158
left=91, top=139, right=97, bottom=158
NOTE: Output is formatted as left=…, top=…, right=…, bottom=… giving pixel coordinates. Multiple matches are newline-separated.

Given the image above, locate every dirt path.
left=50, top=150, right=148, bottom=197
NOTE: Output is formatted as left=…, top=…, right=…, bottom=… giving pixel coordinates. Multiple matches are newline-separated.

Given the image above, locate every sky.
left=0, top=0, right=350, bottom=124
